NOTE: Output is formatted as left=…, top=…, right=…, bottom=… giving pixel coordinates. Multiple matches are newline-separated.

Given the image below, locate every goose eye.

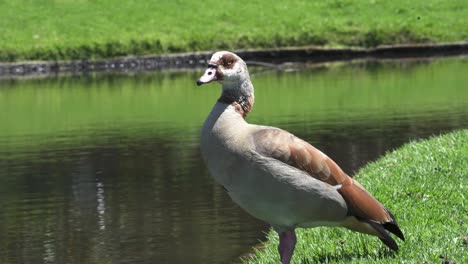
left=226, top=61, right=232, bottom=67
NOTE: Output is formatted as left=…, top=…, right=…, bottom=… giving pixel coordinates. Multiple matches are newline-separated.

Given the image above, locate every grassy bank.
left=248, top=130, right=468, bottom=264
left=1, top=1, right=467, bottom=61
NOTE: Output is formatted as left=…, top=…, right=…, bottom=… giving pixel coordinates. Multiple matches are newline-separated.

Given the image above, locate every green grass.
left=248, top=130, right=468, bottom=264
left=0, top=0, right=467, bottom=61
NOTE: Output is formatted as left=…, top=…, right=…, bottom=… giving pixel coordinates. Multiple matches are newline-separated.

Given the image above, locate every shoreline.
left=0, top=42, right=467, bottom=78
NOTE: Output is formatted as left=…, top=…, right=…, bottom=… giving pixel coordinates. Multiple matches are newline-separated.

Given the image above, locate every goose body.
left=201, top=106, right=348, bottom=228
left=197, top=51, right=404, bottom=264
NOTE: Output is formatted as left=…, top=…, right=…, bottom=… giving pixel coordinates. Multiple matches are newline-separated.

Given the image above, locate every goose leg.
left=278, top=229, right=297, bottom=264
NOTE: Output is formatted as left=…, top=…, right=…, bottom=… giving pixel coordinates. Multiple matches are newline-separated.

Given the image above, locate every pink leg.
left=278, top=230, right=297, bottom=264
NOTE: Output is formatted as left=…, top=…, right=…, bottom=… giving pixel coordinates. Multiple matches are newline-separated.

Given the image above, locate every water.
left=0, top=57, right=467, bottom=264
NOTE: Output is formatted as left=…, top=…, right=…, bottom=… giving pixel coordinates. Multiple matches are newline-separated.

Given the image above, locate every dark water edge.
left=0, top=43, right=467, bottom=78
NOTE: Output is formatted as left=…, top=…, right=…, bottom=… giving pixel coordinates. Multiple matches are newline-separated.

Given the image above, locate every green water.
left=0, top=57, right=467, bottom=264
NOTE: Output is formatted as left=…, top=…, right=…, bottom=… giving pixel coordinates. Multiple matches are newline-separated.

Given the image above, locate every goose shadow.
left=298, top=247, right=396, bottom=263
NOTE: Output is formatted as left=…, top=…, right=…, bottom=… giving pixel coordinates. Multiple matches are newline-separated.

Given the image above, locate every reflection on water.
left=0, top=132, right=267, bottom=264
left=0, top=57, right=468, bottom=264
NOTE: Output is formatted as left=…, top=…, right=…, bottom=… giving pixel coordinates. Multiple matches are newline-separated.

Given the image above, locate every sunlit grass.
left=0, top=0, right=467, bottom=61
left=247, top=130, right=468, bottom=263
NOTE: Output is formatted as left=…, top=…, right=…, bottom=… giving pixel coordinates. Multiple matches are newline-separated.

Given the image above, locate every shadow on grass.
left=299, top=247, right=396, bottom=264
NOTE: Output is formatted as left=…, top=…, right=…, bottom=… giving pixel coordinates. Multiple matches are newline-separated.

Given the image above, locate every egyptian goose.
left=197, top=51, right=404, bottom=264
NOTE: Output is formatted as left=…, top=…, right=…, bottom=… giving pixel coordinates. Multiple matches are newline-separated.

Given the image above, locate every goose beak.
left=197, top=66, right=218, bottom=86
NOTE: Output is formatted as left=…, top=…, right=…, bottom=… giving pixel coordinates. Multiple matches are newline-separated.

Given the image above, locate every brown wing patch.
left=252, top=128, right=347, bottom=185
left=252, top=128, right=393, bottom=224
left=338, top=177, right=392, bottom=223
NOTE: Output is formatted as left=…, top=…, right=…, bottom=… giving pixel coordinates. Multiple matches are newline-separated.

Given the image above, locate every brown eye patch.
left=220, top=53, right=237, bottom=69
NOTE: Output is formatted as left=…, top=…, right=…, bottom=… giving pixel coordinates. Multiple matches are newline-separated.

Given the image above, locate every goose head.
left=196, top=51, right=250, bottom=87
left=197, top=51, right=254, bottom=117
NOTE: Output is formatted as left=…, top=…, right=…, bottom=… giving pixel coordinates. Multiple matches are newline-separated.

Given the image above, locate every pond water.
left=0, top=57, right=467, bottom=264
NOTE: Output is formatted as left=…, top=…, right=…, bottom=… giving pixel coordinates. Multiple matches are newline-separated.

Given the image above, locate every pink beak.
left=197, top=67, right=218, bottom=86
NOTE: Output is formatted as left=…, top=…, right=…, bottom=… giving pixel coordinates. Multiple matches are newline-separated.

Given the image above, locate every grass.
left=247, top=130, right=468, bottom=264
left=0, top=0, right=467, bottom=61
